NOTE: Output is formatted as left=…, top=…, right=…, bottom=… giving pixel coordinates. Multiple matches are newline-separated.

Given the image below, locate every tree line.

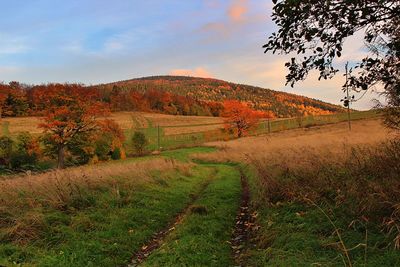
left=0, top=82, right=225, bottom=118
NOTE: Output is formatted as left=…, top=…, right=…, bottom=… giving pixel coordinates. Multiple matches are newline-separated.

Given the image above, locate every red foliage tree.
left=38, top=84, right=110, bottom=168
left=222, top=100, right=265, bottom=138
left=0, top=83, right=9, bottom=119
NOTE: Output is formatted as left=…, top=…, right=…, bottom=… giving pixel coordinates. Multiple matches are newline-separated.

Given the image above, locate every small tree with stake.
left=222, top=100, right=263, bottom=138
left=131, top=131, right=148, bottom=156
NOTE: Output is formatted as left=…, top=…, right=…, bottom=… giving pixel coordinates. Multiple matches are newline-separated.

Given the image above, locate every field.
left=0, top=112, right=224, bottom=136
left=0, top=110, right=380, bottom=152
left=1, top=115, right=398, bottom=266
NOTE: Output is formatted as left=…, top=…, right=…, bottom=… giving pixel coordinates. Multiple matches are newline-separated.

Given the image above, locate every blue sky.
left=0, top=0, right=379, bottom=109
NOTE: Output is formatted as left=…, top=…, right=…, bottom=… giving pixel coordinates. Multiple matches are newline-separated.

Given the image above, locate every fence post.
left=157, top=125, right=160, bottom=150
left=268, top=119, right=271, bottom=133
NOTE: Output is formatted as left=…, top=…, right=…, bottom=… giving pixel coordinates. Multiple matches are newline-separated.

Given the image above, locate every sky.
left=0, top=0, right=381, bottom=109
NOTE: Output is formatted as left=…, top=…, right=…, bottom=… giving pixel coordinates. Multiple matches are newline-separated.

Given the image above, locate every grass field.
left=0, top=110, right=381, bottom=154
left=0, top=112, right=224, bottom=137
left=1, top=116, right=398, bottom=266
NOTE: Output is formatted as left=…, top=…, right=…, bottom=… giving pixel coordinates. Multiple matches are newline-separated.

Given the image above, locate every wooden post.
left=157, top=125, right=160, bottom=150
left=345, top=62, right=352, bottom=131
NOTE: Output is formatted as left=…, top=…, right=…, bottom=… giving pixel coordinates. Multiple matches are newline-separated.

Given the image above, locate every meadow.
left=1, top=114, right=398, bottom=266
left=0, top=109, right=380, bottom=153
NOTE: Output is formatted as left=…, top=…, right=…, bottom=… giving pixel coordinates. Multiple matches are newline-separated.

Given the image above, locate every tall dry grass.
left=251, top=140, right=400, bottom=247
left=195, top=118, right=400, bottom=248
left=196, top=118, right=392, bottom=163
left=0, top=158, right=190, bottom=244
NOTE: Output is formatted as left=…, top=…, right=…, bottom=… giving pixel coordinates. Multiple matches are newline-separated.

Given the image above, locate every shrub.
left=66, top=133, right=95, bottom=165
left=131, top=131, right=148, bottom=155
left=0, top=136, right=13, bottom=167
left=11, top=132, right=41, bottom=169
left=95, top=134, right=113, bottom=161
left=10, top=153, right=37, bottom=170
left=111, top=147, right=122, bottom=160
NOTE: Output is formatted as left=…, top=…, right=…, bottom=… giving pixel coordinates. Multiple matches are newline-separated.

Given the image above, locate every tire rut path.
left=127, top=168, right=218, bottom=267
left=231, top=168, right=259, bottom=266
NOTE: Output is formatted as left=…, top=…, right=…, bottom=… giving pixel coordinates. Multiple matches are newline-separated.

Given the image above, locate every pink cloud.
left=170, top=67, right=213, bottom=78
left=228, top=0, right=248, bottom=22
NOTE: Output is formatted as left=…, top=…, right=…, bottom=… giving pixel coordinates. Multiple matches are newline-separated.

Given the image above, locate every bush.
left=66, top=133, right=94, bottom=165
left=10, top=152, right=37, bottom=170
left=95, top=134, right=112, bottom=161
left=0, top=136, right=13, bottom=165
left=111, top=147, right=122, bottom=160
left=131, top=131, right=148, bottom=155
left=12, top=132, right=40, bottom=169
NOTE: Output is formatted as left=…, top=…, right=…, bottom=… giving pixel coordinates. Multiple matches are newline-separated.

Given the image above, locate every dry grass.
left=197, top=118, right=393, bottom=163
left=0, top=158, right=187, bottom=208
left=141, top=112, right=223, bottom=127
left=0, top=112, right=224, bottom=136
left=0, top=116, right=43, bottom=135
left=0, top=157, right=190, bottom=244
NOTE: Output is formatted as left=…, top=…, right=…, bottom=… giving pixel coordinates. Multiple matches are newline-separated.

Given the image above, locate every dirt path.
left=128, top=168, right=218, bottom=267
left=231, top=169, right=258, bottom=266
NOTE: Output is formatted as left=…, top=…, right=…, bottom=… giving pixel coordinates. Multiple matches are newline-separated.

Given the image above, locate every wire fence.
left=124, top=110, right=381, bottom=153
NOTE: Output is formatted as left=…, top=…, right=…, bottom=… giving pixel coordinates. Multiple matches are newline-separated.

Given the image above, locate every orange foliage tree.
left=222, top=100, right=266, bottom=138
left=0, top=83, right=8, bottom=119
left=38, top=84, right=110, bottom=169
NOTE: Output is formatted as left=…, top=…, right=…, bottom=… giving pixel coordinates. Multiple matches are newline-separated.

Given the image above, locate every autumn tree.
left=0, top=83, right=8, bottom=119
left=223, top=100, right=264, bottom=138
left=39, top=84, right=110, bottom=169
left=11, top=132, right=41, bottom=169
left=131, top=131, right=148, bottom=155
left=0, top=82, right=29, bottom=117
left=264, top=1, right=399, bottom=127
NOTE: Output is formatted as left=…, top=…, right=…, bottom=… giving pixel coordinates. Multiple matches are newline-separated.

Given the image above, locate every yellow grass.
left=0, top=158, right=190, bottom=211
left=0, top=112, right=224, bottom=136
left=196, top=118, right=393, bottom=164
left=139, top=112, right=223, bottom=127
left=0, top=116, right=42, bottom=135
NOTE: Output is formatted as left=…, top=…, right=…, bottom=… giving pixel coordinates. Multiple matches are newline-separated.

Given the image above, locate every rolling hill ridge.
left=94, top=76, right=345, bottom=118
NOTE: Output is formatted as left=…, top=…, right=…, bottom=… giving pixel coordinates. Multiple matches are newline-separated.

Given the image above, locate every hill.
left=93, top=76, right=345, bottom=117
left=0, top=76, right=345, bottom=119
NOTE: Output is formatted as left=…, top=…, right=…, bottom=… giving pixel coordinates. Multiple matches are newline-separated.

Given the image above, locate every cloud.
left=170, top=67, right=213, bottom=78
left=0, top=33, right=29, bottom=55
left=227, top=0, right=248, bottom=22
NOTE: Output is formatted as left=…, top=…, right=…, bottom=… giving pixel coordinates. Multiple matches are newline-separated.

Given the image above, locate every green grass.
left=160, top=146, right=216, bottom=162
left=244, top=203, right=400, bottom=266
left=143, top=164, right=241, bottom=267
left=0, top=164, right=217, bottom=266
left=241, top=164, right=400, bottom=267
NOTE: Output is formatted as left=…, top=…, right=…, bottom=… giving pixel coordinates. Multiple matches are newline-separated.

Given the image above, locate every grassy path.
left=141, top=164, right=241, bottom=267
left=129, top=168, right=218, bottom=265
left=0, top=164, right=215, bottom=266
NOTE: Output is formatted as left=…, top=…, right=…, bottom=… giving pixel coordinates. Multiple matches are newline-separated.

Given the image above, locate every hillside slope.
left=94, top=76, right=344, bottom=117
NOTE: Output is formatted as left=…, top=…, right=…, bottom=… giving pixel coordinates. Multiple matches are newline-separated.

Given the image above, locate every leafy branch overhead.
left=264, top=0, right=399, bottom=92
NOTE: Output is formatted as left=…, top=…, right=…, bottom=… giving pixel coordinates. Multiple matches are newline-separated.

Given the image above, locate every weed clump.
left=189, top=205, right=208, bottom=215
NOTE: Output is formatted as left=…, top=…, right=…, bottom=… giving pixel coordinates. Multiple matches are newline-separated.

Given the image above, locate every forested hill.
left=93, top=76, right=344, bottom=118
left=0, top=76, right=345, bottom=118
